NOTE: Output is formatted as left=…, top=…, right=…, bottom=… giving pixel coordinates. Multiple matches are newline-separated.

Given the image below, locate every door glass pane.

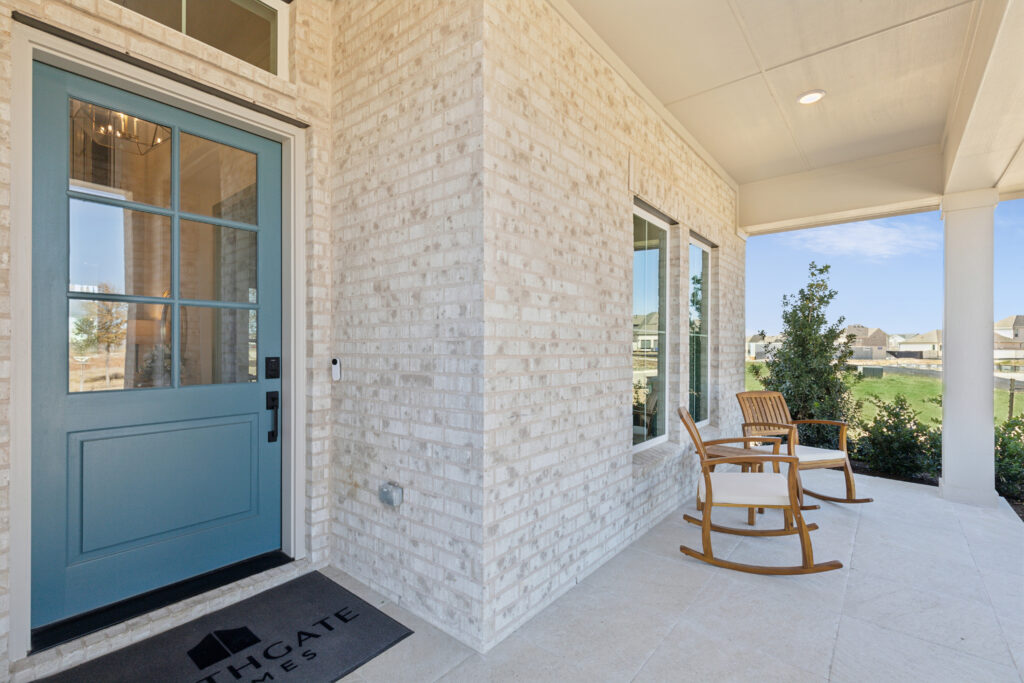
left=69, top=299, right=172, bottom=392
left=69, top=199, right=171, bottom=298
left=633, top=215, right=667, bottom=445
left=186, top=0, right=277, bottom=73
left=181, top=307, right=257, bottom=385
left=180, top=220, right=257, bottom=303
left=69, top=99, right=171, bottom=207
left=180, top=133, right=257, bottom=224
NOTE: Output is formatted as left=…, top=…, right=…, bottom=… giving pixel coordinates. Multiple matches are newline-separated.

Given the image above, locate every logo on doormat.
left=188, top=627, right=261, bottom=669
left=189, top=608, right=360, bottom=682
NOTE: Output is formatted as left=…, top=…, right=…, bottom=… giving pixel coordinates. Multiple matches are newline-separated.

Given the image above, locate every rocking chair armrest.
left=703, top=436, right=782, bottom=448
left=791, top=419, right=847, bottom=428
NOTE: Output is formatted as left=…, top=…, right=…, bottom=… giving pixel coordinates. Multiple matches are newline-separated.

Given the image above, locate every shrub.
left=857, top=394, right=937, bottom=477
left=996, top=417, right=1024, bottom=501
left=857, top=396, right=1023, bottom=499
left=752, top=263, right=861, bottom=449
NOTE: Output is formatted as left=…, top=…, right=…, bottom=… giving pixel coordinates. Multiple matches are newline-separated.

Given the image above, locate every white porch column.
left=940, top=188, right=999, bottom=506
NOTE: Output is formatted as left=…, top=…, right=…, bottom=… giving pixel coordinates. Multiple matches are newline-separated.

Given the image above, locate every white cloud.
left=780, top=219, right=941, bottom=261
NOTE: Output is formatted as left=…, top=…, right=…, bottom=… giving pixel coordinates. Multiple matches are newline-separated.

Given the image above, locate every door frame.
left=10, top=22, right=308, bottom=661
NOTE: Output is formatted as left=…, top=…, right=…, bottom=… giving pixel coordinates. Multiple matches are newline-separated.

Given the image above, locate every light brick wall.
left=0, top=0, right=748, bottom=674
left=329, top=0, right=489, bottom=650
left=0, top=0, right=335, bottom=677
left=478, top=0, right=744, bottom=646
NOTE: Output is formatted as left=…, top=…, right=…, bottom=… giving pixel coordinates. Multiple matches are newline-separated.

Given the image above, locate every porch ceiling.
left=557, top=0, right=1024, bottom=233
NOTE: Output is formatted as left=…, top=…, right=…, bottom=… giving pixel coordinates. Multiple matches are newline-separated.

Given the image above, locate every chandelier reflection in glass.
left=69, top=99, right=171, bottom=205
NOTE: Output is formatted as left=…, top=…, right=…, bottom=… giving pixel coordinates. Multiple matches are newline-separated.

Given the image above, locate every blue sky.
left=746, top=197, right=1024, bottom=337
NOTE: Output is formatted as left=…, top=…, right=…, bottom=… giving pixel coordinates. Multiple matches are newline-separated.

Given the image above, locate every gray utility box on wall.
left=379, top=482, right=403, bottom=507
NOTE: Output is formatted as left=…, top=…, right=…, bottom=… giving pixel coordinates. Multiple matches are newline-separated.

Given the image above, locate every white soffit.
left=732, top=0, right=970, bottom=69
left=564, top=0, right=758, bottom=103
left=666, top=75, right=806, bottom=182
left=766, top=3, right=972, bottom=169
left=565, top=0, right=975, bottom=186
left=945, top=0, right=1024, bottom=193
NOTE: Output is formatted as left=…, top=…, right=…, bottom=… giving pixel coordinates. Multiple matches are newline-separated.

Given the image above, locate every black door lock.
left=265, top=357, right=281, bottom=379
left=266, top=391, right=280, bottom=443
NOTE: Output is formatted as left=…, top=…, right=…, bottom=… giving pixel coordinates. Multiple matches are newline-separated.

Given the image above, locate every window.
left=689, top=242, right=710, bottom=422
left=633, top=212, right=668, bottom=447
left=117, top=0, right=286, bottom=75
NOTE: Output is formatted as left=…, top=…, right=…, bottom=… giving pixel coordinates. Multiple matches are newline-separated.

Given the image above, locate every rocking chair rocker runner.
left=736, top=391, right=873, bottom=505
left=677, top=407, right=843, bottom=575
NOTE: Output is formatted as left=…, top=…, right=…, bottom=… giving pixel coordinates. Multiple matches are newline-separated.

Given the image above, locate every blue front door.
left=31, top=63, right=283, bottom=628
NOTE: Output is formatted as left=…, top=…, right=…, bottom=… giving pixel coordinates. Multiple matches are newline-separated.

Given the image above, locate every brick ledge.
left=631, top=441, right=683, bottom=478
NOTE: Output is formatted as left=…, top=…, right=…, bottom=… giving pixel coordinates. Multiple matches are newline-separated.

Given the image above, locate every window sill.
left=632, top=441, right=682, bottom=479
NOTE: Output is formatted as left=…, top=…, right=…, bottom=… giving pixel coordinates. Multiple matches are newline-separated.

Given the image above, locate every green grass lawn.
left=745, top=362, right=1021, bottom=425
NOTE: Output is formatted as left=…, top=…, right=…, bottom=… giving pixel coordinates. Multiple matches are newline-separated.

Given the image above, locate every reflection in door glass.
left=180, top=133, right=257, bottom=224
left=180, top=220, right=257, bottom=303
left=69, top=199, right=171, bottom=298
left=69, top=99, right=171, bottom=207
left=180, top=307, right=257, bottom=385
left=69, top=299, right=172, bottom=392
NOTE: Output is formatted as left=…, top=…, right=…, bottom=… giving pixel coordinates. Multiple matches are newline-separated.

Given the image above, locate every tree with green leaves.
left=72, top=284, right=127, bottom=388
left=70, top=316, right=97, bottom=356
left=751, top=262, right=860, bottom=449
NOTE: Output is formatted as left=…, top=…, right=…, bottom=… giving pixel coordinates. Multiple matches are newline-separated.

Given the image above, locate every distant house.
left=746, top=333, right=783, bottom=360
left=994, top=315, right=1024, bottom=342
left=899, top=330, right=943, bottom=358
left=632, top=312, right=660, bottom=352
left=993, top=331, right=1024, bottom=359
left=896, top=328, right=1023, bottom=360
left=842, top=324, right=889, bottom=360
left=887, top=333, right=910, bottom=350
left=745, top=333, right=764, bottom=359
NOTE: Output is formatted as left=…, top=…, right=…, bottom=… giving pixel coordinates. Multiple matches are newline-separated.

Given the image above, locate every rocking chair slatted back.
left=737, top=391, right=794, bottom=438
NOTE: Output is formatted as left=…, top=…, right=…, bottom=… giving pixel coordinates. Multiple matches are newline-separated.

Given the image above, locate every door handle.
left=266, top=391, right=280, bottom=443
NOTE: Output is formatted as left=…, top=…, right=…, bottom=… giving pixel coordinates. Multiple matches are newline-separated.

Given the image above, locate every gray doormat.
left=41, top=571, right=413, bottom=683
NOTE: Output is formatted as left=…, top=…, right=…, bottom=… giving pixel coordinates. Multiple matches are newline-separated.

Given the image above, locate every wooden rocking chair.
left=678, top=408, right=842, bottom=575
left=736, top=391, right=872, bottom=504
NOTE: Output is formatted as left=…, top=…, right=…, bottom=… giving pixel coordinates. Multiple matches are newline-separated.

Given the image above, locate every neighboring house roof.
left=743, top=333, right=783, bottom=343
left=994, top=314, right=1024, bottom=329
left=632, top=312, right=659, bottom=331
left=903, top=330, right=942, bottom=344
left=844, top=325, right=888, bottom=347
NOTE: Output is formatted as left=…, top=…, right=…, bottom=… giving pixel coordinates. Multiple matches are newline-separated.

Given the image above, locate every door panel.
left=32, top=63, right=283, bottom=628
left=74, top=417, right=258, bottom=554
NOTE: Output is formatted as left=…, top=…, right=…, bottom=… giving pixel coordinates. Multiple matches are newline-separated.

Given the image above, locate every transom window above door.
left=115, top=0, right=287, bottom=75
left=67, top=99, right=260, bottom=392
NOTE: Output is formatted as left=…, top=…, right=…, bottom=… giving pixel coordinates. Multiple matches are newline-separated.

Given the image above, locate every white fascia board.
left=739, top=145, right=943, bottom=234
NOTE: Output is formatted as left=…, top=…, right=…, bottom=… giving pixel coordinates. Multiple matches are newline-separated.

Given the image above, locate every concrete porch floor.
left=331, top=469, right=1024, bottom=683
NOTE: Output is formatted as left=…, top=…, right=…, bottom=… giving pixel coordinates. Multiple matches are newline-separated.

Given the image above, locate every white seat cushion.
left=754, top=444, right=844, bottom=463
left=698, top=471, right=791, bottom=507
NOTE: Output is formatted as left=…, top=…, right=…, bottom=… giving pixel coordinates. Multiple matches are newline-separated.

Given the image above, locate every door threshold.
left=31, top=551, right=292, bottom=653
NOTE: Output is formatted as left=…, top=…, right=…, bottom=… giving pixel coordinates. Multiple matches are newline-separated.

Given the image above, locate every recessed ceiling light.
left=798, top=89, right=826, bottom=104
